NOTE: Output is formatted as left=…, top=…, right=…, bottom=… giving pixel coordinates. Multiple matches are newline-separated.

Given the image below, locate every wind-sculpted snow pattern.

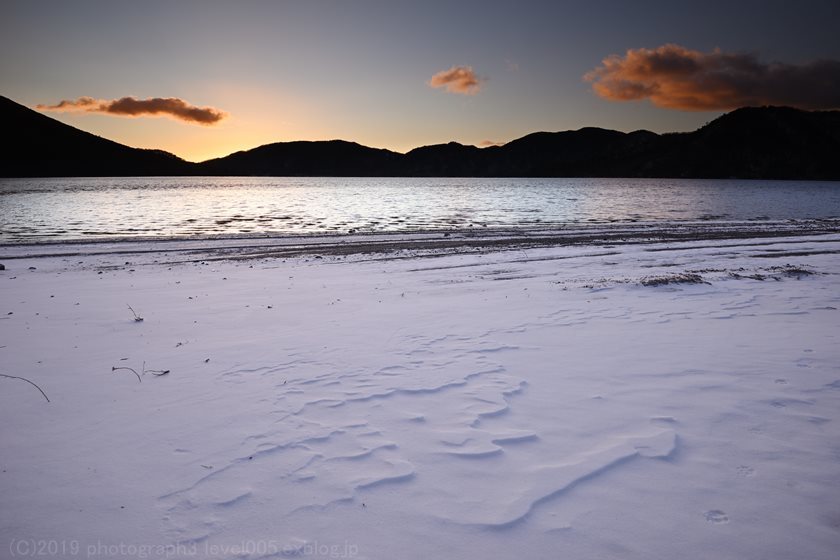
left=158, top=325, right=680, bottom=545
left=160, top=344, right=519, bottom=538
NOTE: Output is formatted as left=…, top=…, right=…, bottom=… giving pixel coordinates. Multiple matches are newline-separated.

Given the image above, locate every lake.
left=1, top=177, right=839, bottom=243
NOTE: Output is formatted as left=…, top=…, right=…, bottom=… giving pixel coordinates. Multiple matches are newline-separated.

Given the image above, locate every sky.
left=2, top=0, right=839, bottom=162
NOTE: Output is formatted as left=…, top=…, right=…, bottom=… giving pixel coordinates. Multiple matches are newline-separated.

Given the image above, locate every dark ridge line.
left=3, top=95, right=840, bottom=179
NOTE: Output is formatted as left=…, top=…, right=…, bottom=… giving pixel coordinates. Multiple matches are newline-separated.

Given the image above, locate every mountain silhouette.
left=2, top=95, right=839, bottom=179
left=200, top=140, right=400, bottom=176
left=0, top=95, right=194, bottom=177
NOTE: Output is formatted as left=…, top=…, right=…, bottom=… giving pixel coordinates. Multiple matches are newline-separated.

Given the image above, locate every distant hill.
left=0, top=96, right=194, bottom=177
left=2, top=95, right=839, bottom=179
left=199, top=140, right=401, bottom=176
left=657, top=106, right=840, bottom=179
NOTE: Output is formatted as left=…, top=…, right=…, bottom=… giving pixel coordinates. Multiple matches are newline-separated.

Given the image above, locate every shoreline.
left=3, top=218, right=840, bottom=264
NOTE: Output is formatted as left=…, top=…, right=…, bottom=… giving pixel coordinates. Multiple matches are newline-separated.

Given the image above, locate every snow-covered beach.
left=2, top=223, right=840, bottom=559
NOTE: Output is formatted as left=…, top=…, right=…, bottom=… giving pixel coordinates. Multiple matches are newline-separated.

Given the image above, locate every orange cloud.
left=429, top=66, right=484, bottom=95
left=479, top=140, right=505, bottom=147
left=584, top=44, right=840, bottom=111
left=36, top=96, right=227, bottom=124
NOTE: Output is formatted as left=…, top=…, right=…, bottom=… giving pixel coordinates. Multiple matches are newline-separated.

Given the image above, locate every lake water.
left=1, top=177, right=839, bottom=244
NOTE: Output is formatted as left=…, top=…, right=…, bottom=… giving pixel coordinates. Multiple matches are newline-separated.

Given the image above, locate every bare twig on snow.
left=112, top=366, right=141, bottom=383
left=127, top=304, right=144, bottom=322
left=0, top=373, right=50, bottom=402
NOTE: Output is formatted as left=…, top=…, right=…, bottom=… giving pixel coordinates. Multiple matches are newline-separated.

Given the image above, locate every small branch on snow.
left=111, top=362, right=170, bottom=381
left=127, top=304, right=144, bottom=322
left=142, top=361, right=168, bottom=376
left=112, top=366, right=141, bottom=383
left=0, top=373, right=50, bottom=402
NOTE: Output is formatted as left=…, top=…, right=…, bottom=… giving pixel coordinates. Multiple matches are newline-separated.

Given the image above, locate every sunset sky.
left=2, top=0, right=839, bottom=162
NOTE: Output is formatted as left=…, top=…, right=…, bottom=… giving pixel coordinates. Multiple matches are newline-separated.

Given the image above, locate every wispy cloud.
left=479, top=140, right=505, bottom=147
left=584, top=44, right=840, bottom=111
left=429, top=66, right=484, bottom=95
left=36, top=96, right=227, bottom=124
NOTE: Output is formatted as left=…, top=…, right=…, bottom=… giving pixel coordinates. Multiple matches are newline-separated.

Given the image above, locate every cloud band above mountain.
left=429, top=66, right=484, bottom=95
left=585, top=44, right=840, bottom=111
left=36, top=96, right=227, bottom=124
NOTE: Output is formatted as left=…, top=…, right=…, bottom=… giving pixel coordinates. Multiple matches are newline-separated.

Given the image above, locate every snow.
left=2, top=229, right=840, bottom=559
